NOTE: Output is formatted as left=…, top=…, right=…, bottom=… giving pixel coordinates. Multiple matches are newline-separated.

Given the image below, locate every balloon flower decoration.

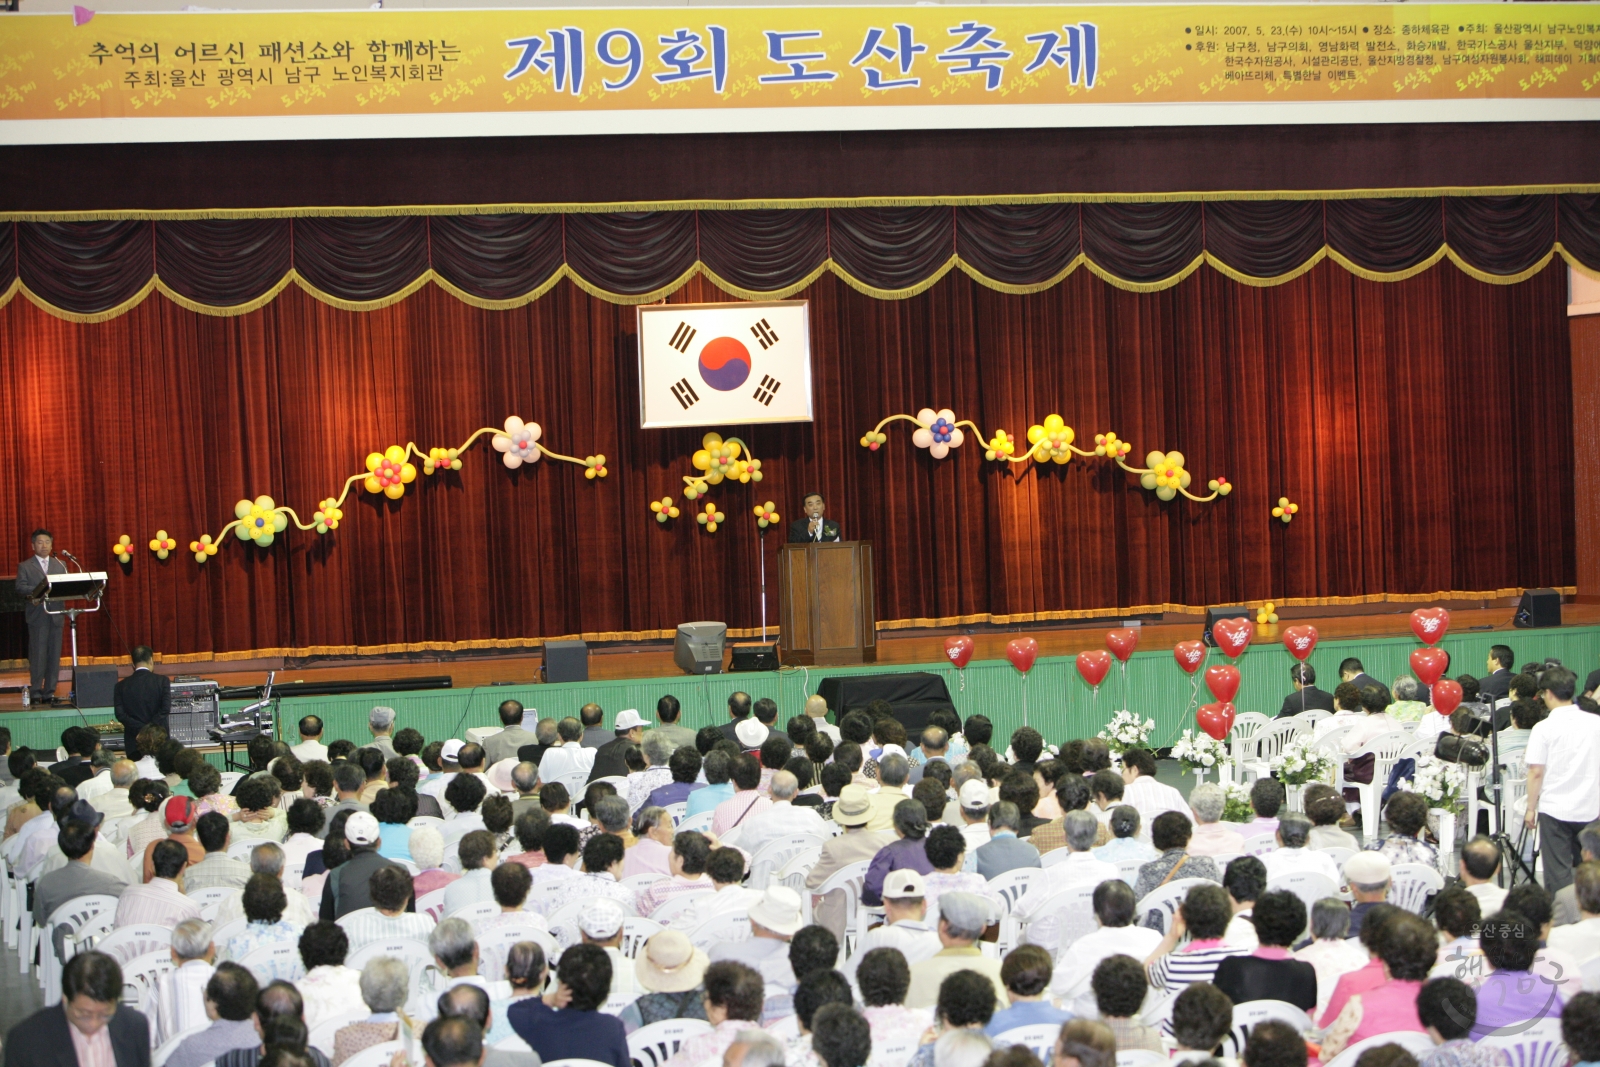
left=110, top=535, right=133, bottom=564
left=1255, top=601, right=1280, bottom=625
left=651, top=432, right=773, bottom=537
left=182, top=412, right=599, bottom=563
left=649, top=497, right=681, bottom=524
left=148, top=531, right=177, bottom=560
left=1272, top=496, right=1300, bottom=523
left=861, top=409, right=1233, bottom=504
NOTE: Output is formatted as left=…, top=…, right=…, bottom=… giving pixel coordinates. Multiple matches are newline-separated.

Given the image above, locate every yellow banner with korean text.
left=2, top=4, right=1599, bottom=141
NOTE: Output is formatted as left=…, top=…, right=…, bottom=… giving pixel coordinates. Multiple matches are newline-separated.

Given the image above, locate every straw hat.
left=634, top=930, right=710, bottom=993
left=832, top=784, right=872, bottom=827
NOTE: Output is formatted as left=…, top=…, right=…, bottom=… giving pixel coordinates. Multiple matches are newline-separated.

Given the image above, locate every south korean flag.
left=636, top=300, right=814, bottom=428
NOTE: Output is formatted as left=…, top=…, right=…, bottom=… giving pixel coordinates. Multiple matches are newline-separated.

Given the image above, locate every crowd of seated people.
left=0, top=653, right=1596, bottom=1067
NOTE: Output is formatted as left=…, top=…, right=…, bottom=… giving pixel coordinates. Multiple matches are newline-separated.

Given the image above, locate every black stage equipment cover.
left=815, top=672, right=955, bottom=734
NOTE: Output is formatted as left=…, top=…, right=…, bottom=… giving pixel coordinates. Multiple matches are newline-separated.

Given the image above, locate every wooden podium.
left=777, top=541, right=876, bottom=666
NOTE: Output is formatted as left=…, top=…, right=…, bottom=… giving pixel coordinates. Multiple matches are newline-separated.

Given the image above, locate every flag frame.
left=635, top=299, right=815, bottom=429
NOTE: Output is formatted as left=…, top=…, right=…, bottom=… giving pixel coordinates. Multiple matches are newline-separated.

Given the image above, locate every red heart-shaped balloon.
left=1410, top=646, right=1449, bottom=686
left=1211, top=617, right=1254, bottom=658
left=1432, top=678, right=1464, bottom=717
left=944, top=635, right=975, bottom=670
left=1174, top=640, right=1207, bottom=675
left=1006, top=638, right=1039, bottom=675
left=1282, top=625, right=1319, bottom=662
left=1106, top=628, right=1140, bottom=662
left=1197, top=701, right=1237, bottom=740
left=1204, top=663, right=1242, bottom=703
left=1076, top=649, right=1111, bottom=687
left=1410, top=608, right=1451, bottom=646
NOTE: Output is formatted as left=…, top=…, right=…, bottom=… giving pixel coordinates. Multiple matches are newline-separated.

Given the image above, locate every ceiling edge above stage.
left=5, top=181, right=1600, bottom=223
left=25, top=586, right=1573, bottom=666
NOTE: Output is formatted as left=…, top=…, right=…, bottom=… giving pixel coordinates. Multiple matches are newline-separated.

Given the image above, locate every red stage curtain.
left=0, top=259, right=1572, bottom=658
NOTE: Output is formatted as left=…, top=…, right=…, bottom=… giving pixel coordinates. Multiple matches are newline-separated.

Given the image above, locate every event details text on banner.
left=3, top=4, right=1599, bottom=141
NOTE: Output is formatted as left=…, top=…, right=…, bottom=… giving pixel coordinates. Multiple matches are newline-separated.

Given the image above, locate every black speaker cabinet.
left=1514, top=589, right=1562, bottom=629
left=1203, top=606, right=1252, bottom=646
left=542, top=640, right=589, bottom=683
left=729, top=643, right=779, bottom=672
left=74, top=665, right=119, bottom=709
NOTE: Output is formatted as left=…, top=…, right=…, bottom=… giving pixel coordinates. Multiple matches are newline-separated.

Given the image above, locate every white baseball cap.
left=614, top=709, right=651, bottom=731
left=440, top=739, right=465, bottom=763
left=959, top=780, right=990, bottom=812
left=578, top=899, right=627, bottom=939
left=345, top=812, right=381, bottom=846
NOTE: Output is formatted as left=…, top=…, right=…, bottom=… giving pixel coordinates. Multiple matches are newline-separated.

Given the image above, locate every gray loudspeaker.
left=74, top=666, right=118, bottom=709
left=675, top=622, right=727, bottom=675
left=542, top=640, right=589, bottom=683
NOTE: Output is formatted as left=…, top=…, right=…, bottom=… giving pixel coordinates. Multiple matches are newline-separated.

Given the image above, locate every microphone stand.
left=57, top=551, right=90, bottom=707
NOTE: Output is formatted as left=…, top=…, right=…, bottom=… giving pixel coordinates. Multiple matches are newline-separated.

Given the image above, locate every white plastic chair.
left=93, top=923, right=173, bottom=964
left=676, top=811, right=714, bottom=835
left=408, top=816, right=446, bottom=832
left=687, top=910, right=750, bottom=949
left=1025, top=883, right=1100, bottom=955
left=348, top=935, right=434, bottom=972
left=416, top=887, right=450, bottom=921
left=1242, top=834, right=1278, bottom=857
left=1228, top=714, right=1273, bottom=775
left=1267, top=871, right=1340, bottom=922
left=812, top=859, right=871, bottom=957
left=236, top=940, right=306, bottom=983
left=627, top=1018, right=714, bottom=1067
left=662, top=803, right=688, bottom=823
left=1582, top=954, right=1600, bottom=992
left=1387, top=862, right=1444, bottom=914
left=219, top=772, right=244, bottom=793
left=1116, top=858, right=1147, bottom=887
left=188, top=885, right=238, bottom=921
left=647, top=890, right=714, bottom=925
left=993, top=1023, right=1062, bottom=1062
left=552, top=771, right=590, bottom=798
left=548, top=1060, right=618, bottom=1067
left=620, top=916, right=662, bottom=958
left=227, top=839, right=263, bottom=863
left=1220, top=1000, right=1313, bottom=1058
left=1348, top=732, right=1425, bottom=844
left=446, top=900, right=501, bottom=926
left=1238, top=719, right=1305, bottom=782
left=119, top=949, right=176, bottom=1011
left=40, top=893, right=121, bottom=1003
left=1135, top=877, right=1213, bottom=934
left=1116, top=1052, right=1167, bottom=1067
left=210, top=916, right=250, bottom=951
left=1323, top=1031, right=1436, bottom=1067
left=496, top=1036, right=534, bottom=1052
left=154, top=1023, right=212, bottom=1067
left=477, top=922, right=560, bottom=980
left=620, top=873, right=661, bottom=893
left=1319, top=846, right=1357, bottom=877
left=525, top=881, right=573, bottom=917
left=308, top=1009, right=371, bottom=1056
left=340, top=1040, right=404, bottom=1067
left=747, top=833, right=827, bottom=891
left=772, top=847, right=822, bottom=900
left=1476, top=1017, right=1568, bottom=1067
left=987, top=867, right=1046, bottom=914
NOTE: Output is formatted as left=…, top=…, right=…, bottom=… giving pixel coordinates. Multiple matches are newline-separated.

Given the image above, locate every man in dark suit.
left=587, top=709, right=649, bottom=781
left=787, top=492, right=841, bottom=543
left=6, top=950, right=150, bottom=1067
left=1339, top=657, right=1383, bottom=696
left=718, top=691, right=754, bottom=743
left=1479, top=644, right=1515, bottom=704
left=16, top=528, right=67, bottom=704
left=113, top=645, right=170, bottom=739
left=1277, top=663, right=1336, bottom=718
left=50, top=727, right=99, bottom=788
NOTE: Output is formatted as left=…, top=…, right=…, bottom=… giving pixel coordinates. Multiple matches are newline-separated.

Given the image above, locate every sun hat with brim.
left=634, top=930, right=710, bottom=993
left=748, top=886, right=804, bottom=936
left=833, top=784, right=872, bottom=827
left=735, top=719, right=769, bottom=749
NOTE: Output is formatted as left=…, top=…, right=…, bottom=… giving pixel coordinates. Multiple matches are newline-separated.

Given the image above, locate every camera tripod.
left=1479, top=706, right=1540, bottom=887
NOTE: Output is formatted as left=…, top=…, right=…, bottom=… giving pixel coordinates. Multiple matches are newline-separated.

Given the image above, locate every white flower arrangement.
left=1098, top=710, right=1156, bottom=754
left=1271, top=737, right=1335, bottom=786
left=1170, top=730, right=1229, bottom=777
left=1403, top=758, right=1466, bottom=814
left=1220, top=781, right=1255, bottom=823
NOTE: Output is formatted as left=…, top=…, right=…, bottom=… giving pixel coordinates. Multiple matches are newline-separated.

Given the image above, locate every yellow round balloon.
left=1166, top=451, right=1185, bottom=469
left=1027, top=424, right=1046, bottom=444
left=705, top=471, right=724, bottom=484
left=1146, top=451, right=1165, bottom=469
left=366, top=452, right=383, bottom=472
left=385, top=445, right=406, bottom=464
left=365, top=475, right=383, bottom=494
left=400, top=463, right=417, bottom=483
left=702, top=432, right=723, bottom=450
left=1044, top=414, right=1064, bottom=430
left=692, top=450, right=711, bottom=470
left=1052, top=452, right=1071, bottom=465
left=384, top=483, right=404, bottom=500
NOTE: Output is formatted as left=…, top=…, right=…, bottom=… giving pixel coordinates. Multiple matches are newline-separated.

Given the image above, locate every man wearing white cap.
left=577, top=898, right=640, bottom=1000
left=589, top=709, right=652, bottom=783
left=840, top=869, right=941, bottom=988
left=955, top=779, right=992, bottom=854
left=368, top=707, right=399, bottom=761
left=320, top=812, right=409, bottom=920
left=807, top=785, right=893, bottom=939
left=1343, top=851, right=1393, bottom=939
left=734, top=718, right=769, bottom=753
left=902, top=891, right=1009, bottom=1009
left=707, top=885, right=805, bottom=982
left=735, top=771, right=828, bottom=856
left=419, top=738, right=468, bottom=808
left=536, top=717, right=596, bottom=789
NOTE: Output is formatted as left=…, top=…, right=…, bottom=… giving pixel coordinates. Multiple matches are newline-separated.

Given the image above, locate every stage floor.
left=56, top=599, right=1600, bottom=690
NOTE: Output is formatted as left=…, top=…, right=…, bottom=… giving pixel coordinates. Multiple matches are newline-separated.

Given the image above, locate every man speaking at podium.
left=15, top=528, right=66, bottom=704
left=788, top=492, right=841, bottom=543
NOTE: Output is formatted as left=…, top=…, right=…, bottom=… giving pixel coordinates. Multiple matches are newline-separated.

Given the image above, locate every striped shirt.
left=115, top=877, right=202, bottom=929
left=1147, top=938, right=1249, bottom=993
left=340, top=909, right=436, bottom=953
left=635, top=874, right=714, bottom=917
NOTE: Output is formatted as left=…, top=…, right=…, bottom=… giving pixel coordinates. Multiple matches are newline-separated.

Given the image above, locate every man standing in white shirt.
left=535, top=718, right=596, bottom=787
left=1260, top=814, right=1341, bottom=886
left=734, top=771, right=827, bottom=856
left=290, top=717, right=328, bottom=763
left=1525, top=666, right=1600, bottom=893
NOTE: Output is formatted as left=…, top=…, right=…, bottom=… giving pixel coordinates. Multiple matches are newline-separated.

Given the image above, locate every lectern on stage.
left=777, top=541, right=876, bottom=666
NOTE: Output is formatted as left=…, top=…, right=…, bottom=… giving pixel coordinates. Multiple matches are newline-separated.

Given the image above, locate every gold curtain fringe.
left=6, top=240, right=1583, bottom=324
left=8, top=181, right=1600, bottom=223
left=33, top=585, right=1568, bottom=665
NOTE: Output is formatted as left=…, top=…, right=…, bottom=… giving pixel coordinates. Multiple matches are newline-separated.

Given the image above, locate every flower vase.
left=1429, top=807, right=1458, bottom=852
left=1218, top=763, right=1233, bottom=786
left=1285, top=784, right=1305, bottom=813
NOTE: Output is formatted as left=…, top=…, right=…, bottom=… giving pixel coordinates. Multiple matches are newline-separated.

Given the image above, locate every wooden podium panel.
left=777, top=541, right=876, bottom=666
